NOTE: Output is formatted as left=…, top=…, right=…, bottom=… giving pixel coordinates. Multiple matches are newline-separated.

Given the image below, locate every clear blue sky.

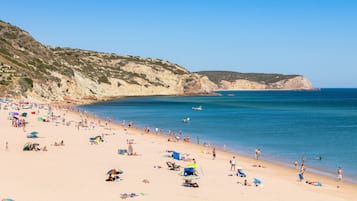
left=1, top=0, right=357, bottom=87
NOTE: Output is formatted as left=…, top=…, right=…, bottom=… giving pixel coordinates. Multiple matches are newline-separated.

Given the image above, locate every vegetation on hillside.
left=197, top=71, right=300, bottom=85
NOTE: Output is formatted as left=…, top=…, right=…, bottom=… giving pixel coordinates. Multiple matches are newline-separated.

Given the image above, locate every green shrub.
left=18, top=77, right=33, bottom=92
left=98, top=75, right=111, bottom=84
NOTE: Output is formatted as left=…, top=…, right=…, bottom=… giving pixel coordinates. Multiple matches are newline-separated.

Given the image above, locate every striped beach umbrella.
left=106, top=168, right=123, bottom=175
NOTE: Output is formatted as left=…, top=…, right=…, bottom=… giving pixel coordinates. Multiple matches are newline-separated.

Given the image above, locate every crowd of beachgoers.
left=0, top=98, right=355, bottom=201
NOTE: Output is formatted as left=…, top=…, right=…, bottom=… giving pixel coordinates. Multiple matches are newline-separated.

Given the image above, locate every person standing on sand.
left=255, top=148, right=261, bottom=160
left=212, top=148, right=216, bottom=160
left=5, top=141, right=8, bottom=151
left=298, top=163, right=305, bottom=182
left=230, top=156, right=236, bottom=171
left=337, top=167, right=343, bottom=188
left=128, top=143, right=134, bottom=155
left=298, top=167, right=305, bottom=182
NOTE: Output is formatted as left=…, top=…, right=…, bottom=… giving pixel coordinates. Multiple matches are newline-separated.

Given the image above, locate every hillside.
left=0, top=20, right=312, bottom=104
left=197, top=71, right=312, bottom=90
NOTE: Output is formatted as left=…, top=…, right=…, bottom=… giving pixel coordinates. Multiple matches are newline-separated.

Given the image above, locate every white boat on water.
left=192, top=105, right=203, bottom=111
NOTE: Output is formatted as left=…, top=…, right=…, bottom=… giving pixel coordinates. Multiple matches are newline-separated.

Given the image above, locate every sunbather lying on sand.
left=305, top=181, right=322, bottom=186
left=252, top=164, right=266, bottom=168
left=238, top=179, right=252, bottom=186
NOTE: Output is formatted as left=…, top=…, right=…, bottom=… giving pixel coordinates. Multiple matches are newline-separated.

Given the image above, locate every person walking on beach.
left=212, top=147, right=216, bottom=160
left=337, top=167, right=343, bottom=188
left=230, top=156, right=236, bottom=171
left=255, top=148, right=261, bottom=160
left=5, top=141, right=8, bottom=151
left=298, top=163, right=305, bottom=182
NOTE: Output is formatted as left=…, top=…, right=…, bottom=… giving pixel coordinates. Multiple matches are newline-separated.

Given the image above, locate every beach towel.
left=118, top=149, right=127, bottom=155
left=172, top=151, right=181, bottom=160
left=253, top=178, right=262, bottom=186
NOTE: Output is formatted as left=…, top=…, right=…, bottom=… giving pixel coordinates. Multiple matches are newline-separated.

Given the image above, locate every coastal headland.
left=0, top=20, right=313, bottom=105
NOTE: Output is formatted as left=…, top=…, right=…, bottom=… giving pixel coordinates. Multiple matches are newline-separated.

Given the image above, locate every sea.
left=78, top=88, right=357, bottom=183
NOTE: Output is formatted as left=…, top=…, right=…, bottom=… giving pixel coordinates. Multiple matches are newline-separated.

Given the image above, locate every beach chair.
left=236, top=167, right=247, bottom=177
left=166, top=161, right=181, bottom=171
left=183, top=167, right=195, bottom=176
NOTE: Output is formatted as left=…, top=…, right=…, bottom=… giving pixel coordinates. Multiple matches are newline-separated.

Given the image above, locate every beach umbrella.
left=107, top=168, right=123, bottom=175
left=23, top=142, right=32, bottom=151
left=13, top=112, right=19, bottom=116
left=27, top=131, right=39, bottom=138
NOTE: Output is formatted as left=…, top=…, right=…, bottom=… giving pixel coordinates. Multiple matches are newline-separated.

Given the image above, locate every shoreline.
left=1, top=99, right=356, bottom=200
left=75, top=104, right=357, bottom=186
left=76, top=97, right=357, bottom=185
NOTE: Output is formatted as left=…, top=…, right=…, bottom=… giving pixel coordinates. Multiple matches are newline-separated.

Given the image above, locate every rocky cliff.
left=199, top=71, right=312, bottom=90
left=0, top=20, right=313, bottom=104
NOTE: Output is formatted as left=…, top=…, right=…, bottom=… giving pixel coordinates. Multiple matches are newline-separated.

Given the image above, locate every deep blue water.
left=78, top=88, right=357, bottom=183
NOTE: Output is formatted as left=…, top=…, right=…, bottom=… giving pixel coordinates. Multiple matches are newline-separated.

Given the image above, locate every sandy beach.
left=0, top=100, right=356, bottom=201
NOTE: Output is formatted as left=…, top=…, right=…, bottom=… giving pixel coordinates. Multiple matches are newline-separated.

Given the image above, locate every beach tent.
left=21, top=112, right=27, bottom=117
left=172, top=151, right=181, bottom=160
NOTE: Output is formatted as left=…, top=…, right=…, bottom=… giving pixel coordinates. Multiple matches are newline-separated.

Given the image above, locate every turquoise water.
left=79, top=88, right=357, bottom=183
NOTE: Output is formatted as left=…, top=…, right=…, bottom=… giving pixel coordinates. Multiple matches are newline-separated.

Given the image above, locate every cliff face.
left=219, top=76, right=312, bottom=90
left=0, top=20, right=313, bottom=104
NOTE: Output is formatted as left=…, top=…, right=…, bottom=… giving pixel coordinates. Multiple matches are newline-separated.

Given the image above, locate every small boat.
left=192, top=105, right=202, bottom=111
